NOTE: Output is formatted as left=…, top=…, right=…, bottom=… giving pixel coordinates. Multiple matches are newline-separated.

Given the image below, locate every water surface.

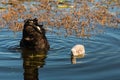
left=0, top=27, right=120, bottom=80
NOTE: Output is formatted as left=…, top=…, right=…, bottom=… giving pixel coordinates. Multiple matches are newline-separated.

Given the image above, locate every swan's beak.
left=36, top=26, right=42, bottom=33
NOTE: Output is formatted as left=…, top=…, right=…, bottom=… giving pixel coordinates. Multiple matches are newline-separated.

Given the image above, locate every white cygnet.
left=71, top=44, right=85, bottom=57
left=71, top=44, right=85, bottom=64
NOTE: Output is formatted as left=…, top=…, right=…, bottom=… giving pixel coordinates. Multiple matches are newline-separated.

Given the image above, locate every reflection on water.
left=21, top=49, right=47, bottom=80
left=71, top=54, right=85, bottom=64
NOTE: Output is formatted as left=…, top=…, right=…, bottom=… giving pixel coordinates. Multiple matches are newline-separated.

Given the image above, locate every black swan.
left=20, top=18, right=50, bottom=51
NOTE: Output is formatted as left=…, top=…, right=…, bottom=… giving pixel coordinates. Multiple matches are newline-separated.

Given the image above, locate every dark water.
left=0, top=27, right=120, bottom=80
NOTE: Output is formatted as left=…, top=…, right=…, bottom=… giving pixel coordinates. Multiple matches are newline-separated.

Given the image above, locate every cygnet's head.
left=71, top=44, right=85, bottom=57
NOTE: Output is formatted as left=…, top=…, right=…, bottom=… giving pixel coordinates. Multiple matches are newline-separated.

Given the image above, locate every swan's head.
left=23, top=18, right=46, bottom=36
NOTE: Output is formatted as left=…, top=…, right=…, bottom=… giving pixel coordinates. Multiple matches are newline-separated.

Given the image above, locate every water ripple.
left=0, top=27, right=120, bottom=80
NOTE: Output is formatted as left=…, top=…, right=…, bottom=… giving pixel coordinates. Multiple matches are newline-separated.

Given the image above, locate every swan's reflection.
left=21, top=49, right=48, bottom=80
